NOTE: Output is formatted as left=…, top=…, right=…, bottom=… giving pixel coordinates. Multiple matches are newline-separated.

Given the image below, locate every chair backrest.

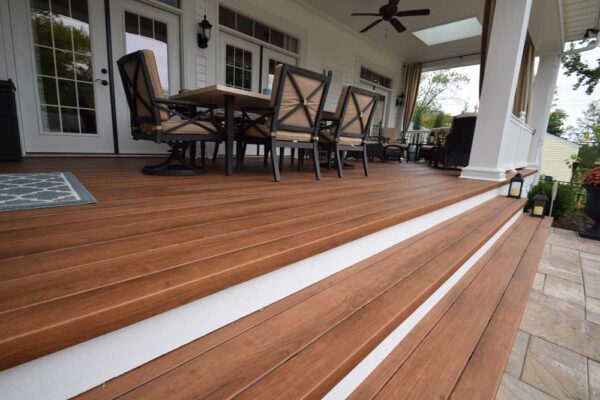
left=444, top=113, right=477, bottom=167
left=117, top=50, right=168, bottom=129
left=269, top=64, right=331, bottom=139
left=334, top=85, right=378, bottom=142
left=380, top=128, right=398, bottom=143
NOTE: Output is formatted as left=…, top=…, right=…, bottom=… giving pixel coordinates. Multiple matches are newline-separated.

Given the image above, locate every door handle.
left=95, top=79, right=109, bottom=86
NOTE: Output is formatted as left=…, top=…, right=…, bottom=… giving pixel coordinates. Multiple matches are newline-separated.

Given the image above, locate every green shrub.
left=525, top=181, right=575, bottom=219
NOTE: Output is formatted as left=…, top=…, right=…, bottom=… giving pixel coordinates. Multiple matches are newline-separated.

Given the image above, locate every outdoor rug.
left=0, top=172, right=96, bottom=212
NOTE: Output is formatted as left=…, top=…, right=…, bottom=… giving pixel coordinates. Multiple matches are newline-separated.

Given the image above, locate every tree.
left=562, top=41, right=600, bottom=95
left=547, top=109, right=568, bottom=136
left=412, top=70, right=469, bottom=128
left=577, top=101, right=600, bottom=143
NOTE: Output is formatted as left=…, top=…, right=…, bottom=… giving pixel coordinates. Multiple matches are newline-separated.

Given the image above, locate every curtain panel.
left=512, top=34, right=535, bottom=121
left=401, top=63, right=422, bottom=134
left=479, top=0, right=496, bottom=94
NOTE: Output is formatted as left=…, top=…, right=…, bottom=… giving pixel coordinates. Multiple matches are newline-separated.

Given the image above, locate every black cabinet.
left=0, top=80, right=22, bottom=160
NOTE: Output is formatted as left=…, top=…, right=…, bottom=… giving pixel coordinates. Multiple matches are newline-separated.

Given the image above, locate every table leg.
left=224, top=95, right=235, bottom=176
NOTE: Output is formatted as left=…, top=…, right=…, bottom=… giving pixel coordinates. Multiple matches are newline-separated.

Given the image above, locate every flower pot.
left=580, top=185, right=600, bottom=241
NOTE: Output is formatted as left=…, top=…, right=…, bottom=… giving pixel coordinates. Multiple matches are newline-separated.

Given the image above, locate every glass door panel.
left=218, top=32, right=259, bottom=92
left=261, top=47, right=296, bottom=95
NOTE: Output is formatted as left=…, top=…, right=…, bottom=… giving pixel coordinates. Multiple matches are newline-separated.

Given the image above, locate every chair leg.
left=298, top=148, right=304, bottom=171
left=312, top=143, right=321, bottom=180
left=264, top=147, right=269, bottom=166
left=326, top=148, right=332, bottom=170
left=212, top=142, right=220, bottom=162
left=200, top=141, right=205, bottom=168
left=270, top=139, right=280, bottom=182
left=362, top=146, right=369, bottom=177
left=242, top=143, right=247, bottom=163
left=334, top=145, right=343, bottom=178
left=236, top=139, right=243, bottom=173
left=290, top=148, right=295, bottom=167
left=189, top=142, right=197, bottom=168
left=279, top=147, right=285, bottom=168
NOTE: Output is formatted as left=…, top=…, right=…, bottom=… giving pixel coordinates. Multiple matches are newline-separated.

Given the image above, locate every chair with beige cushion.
left=117, top=50, right=221, bottom=175
left=237, top=64, right=331, bottom=182
left=319, top=85, right=378, bottom=177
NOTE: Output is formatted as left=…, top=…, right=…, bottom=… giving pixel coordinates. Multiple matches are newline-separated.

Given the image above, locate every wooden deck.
left=0, top=157, right=516, bottom=371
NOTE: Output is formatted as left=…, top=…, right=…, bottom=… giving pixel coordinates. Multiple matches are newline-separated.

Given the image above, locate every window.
left=124, top=11, right=170, bottom=95
left=412, top=17, right=482, bottom=46
left=360, top=67, right=392, bottom=89
left=31, top=0, right=96, bottom=134
left=155, top=0, right=180, bottom=8
left=219, top=6, right=299, bottom=53
left=225, top=45, right=252, bottom=91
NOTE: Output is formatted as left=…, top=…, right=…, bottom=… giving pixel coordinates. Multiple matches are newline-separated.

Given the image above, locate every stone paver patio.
left=497, top=228, right=600, bottom=400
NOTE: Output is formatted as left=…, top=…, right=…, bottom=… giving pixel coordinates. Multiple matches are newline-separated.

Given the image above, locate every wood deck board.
left=81, top=197, right=520, bottom=400
left=0, top=158, right=518, bottom=371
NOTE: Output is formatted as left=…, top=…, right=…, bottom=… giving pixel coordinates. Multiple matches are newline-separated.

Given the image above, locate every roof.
left=544, top=133, right=581, bottom=149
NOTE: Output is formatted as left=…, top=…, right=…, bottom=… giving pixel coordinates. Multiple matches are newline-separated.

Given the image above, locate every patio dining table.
left=172, top=84, right=271, bottom=176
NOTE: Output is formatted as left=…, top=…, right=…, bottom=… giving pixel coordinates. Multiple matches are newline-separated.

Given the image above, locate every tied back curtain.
left=402, top=63, right=422, bottom=134
left=512, top=34, right=535, bottom=121
left=479, top=0, right=496, bottom=94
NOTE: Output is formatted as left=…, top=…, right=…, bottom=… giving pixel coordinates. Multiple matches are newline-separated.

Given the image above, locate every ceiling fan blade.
left=351, top=13, right=381, bottom=17
left=396, top=9, right=431, bottom=17
left=360, top=19, right=383, bottom=33
left=388, top=17, right=407, bottom=33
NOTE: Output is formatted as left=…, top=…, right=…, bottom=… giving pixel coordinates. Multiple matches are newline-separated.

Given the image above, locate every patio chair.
left=418, top=127, right=449, bottom=163
left=236, top=64, right=331, bottom=182
left=117, top=50, right=221, bottom=175
left=429, top=113, right=477, bottom=168
left=380, top=127, right=406, bottom=162
left=319, top=85, right=378, bottom=177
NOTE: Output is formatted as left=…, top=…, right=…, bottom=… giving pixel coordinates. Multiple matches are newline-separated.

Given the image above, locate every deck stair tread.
left=351, top=214, right=551, bottom=400
left=0, top=163, right=517, bottom=371
left=76, top=196, right=526, bottom=399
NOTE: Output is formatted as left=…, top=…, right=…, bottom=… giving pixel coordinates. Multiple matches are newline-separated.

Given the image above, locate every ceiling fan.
left=351, top=0, right=430, bottom=34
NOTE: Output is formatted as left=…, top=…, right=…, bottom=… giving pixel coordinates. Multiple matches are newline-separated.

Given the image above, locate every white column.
left=527, top=53, right=561, bottom=170
left=461, top=0, right=533, bottom=181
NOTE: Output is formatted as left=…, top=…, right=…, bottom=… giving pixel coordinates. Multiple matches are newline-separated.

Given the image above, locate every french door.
left=110, top=0, right=181, bottom=154
left=261, top=47, right=296, bottom=95
left=12, top=0, right=115, bottom=153
left=218, top=32, right=260, bottom=92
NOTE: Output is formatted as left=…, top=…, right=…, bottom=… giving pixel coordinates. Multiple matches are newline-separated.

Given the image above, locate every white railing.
left=499, top=115, right=534, bottom=170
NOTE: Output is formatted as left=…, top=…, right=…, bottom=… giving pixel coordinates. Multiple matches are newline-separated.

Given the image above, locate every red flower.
left=583, top=166, right=600, bottom=187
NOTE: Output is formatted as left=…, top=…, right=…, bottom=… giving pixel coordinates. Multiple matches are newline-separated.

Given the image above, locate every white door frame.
left=8, top=0, right=115, bottom=154
left=261, top=47, right=296, bottom=95
left=110, top=0, right=181, bottom=154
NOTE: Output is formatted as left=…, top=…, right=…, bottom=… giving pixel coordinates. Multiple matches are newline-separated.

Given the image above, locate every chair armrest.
left=155, top=98, right=217, bottom=109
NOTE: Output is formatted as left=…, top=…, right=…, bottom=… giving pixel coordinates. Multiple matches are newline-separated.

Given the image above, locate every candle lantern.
left=508, top=173, right=524, bottom=198
left=531, top=192, right=549, bottom=218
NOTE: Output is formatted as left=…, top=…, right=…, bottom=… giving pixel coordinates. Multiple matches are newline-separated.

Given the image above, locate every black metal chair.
left=319, top=85, right=378, bottom=177
left=430, top=113, right=478, bottom=168
left=236, top=64, right=331, bottom=182
left=117, top=50, right=222, bottom=175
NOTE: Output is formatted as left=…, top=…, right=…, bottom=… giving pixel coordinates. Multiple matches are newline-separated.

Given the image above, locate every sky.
left=434, top=46, right=600, bottom=129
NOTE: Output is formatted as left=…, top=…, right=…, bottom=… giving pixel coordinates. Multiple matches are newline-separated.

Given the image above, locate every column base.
left=460, top=166, right=507, bottom=181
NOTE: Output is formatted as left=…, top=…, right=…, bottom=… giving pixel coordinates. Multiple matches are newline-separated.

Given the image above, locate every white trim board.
left=324, top=209, right=523, bottom=399
left=0, top=182, right=515, bottom=400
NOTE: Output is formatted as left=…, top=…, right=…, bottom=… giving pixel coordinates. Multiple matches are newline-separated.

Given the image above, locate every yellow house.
left=542, top=133, right=580, bottom=182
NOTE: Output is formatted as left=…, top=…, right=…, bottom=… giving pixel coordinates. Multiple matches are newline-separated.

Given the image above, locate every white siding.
left=541, top=134, right=579, bottom=182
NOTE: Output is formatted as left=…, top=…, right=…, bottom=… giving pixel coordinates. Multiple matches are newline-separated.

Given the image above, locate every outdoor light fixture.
left=197, top=15, right=212, bottom=49
left=507, top=173, right=524, bottom=198
left=530, top=192, right=549, bottom=218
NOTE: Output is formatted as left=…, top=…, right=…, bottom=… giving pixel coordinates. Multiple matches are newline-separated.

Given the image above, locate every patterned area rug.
left=0, top=172, right=96, bottom=212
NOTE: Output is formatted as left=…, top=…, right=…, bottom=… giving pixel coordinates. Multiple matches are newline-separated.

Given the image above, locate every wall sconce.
left=197, top=15, right=212, bottom=49
left=396, top=92, right=406, bottom=107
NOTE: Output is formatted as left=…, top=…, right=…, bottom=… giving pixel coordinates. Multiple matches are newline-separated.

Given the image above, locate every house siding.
left=541, top=134, right=579, bottom=182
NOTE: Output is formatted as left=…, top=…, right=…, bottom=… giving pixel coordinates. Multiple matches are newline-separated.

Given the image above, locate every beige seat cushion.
left=242, top=123, right=312, bottom=142
left=320, top=129, right=363, bottom=146
left=419, top=144, right=435, bottom=151
left=138, top=117, right=215, bottom=135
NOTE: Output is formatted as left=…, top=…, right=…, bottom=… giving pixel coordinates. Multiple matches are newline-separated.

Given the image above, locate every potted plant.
left=580, top=166, right=600, bottom=240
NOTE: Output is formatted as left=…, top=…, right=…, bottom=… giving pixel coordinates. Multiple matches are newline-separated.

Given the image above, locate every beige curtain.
left=479, top=0, right=496, bottom=94
left=512, top=34, right=535, bottom=121
left=401, top=63, right=422, bottom=134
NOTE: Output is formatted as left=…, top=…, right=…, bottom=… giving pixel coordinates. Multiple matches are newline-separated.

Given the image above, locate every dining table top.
left=171, top=84, right=271, bottom=109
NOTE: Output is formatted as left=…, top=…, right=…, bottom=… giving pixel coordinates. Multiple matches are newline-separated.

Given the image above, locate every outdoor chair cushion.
left=137, top=117, right=216, bottom=135
left=244, top=122, right=313, bottom=142
left=320, top=129, right=363, bottom=146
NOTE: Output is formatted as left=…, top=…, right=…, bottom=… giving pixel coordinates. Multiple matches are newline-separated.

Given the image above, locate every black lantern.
left=508, top=173, right=524, bottom=198
left=531, top=192, right=549, bottom=218
left=197, top=15, right=212, bottom=49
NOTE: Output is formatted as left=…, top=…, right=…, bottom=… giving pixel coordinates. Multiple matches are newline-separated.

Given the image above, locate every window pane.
left=55, top=50, right=75, bottom=79
left=234, top=47, right=243, bottom=68
left=226, top=45, right=234, bottom=65
left=243, top=70, right=251, bottom=90
left=234, top=67, right=242, bottom=88
left=31, top=6, right=52, bottom=47
left=219, top=7, right=235, bottom=29
left=52, top=0, right=70, bottom=18
left=77, top=82, right=95, bottom=108
left=35, top=46, right=56, bottom=76
left=155, top=21, right=167, bottom=44
left=254, top=23, right=269, bottom=42
left=125, top=12, right=138, bottom=34
left=52, top=17, right=73, bottom=50
left=225, top=65, right=233, bottom=86
left=79, top=109, right=97, bottom=133
left=270, top=29, right=284, bottom=48
left=140, top=16, right=153, bottom=39
left=41, top=106, right=61, bottom=132
left=237, top=14, right=253, bottom=36
left=75, top=54, right=93, bottom=81
left=70, top=0, right=89, bottom=23
left=156, top=0, right=179, bottom=8
left=38, top=77, right=58, bottom=105
left=58, top=79, right=77, bottom=107
left=60, top=107, right=80, bottom=133
left=243, top=50, right=251, bottom=70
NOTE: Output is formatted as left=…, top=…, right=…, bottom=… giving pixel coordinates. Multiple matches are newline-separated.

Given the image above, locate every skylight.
left=412, top=17, right=482, bottom=46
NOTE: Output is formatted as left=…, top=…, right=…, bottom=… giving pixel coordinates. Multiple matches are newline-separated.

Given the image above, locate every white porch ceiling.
left=561, top=0, right=600, bottom=42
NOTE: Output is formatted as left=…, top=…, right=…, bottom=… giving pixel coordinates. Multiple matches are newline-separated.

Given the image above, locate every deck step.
left=350, top=214, right=551, bottom=399
left=77, top=196, right=525, bottom=399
